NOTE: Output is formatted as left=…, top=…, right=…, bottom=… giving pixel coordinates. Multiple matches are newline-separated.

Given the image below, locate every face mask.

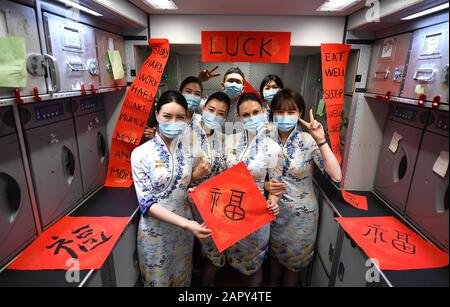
left=273, top=115, right=298, bottom=132
left=242, top=113, right=266, bottom=134
left=202, top=111, right=225, bottom=130
left=158, top=121, right=187, bottom=139
left=224, top=82, right=243, bottom=99
left=183, top=93, right=201, bottom=112
left=263, top=88, right=280, bottom=104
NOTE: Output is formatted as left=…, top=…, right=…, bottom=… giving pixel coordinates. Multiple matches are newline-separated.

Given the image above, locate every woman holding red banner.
left=267, top=89, right=342, bottom=287
left=131, top=90, right=212, bottom=287
left=218, top=92, right=283, bottom=286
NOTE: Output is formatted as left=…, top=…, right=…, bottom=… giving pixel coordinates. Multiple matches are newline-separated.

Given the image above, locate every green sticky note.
left=316, top=98, right=325, bottom=117
left=107, top=50, right=124, bottom=80
left=0, top=36, right=27, bottom=88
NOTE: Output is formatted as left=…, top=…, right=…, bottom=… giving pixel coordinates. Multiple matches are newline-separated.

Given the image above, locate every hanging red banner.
left=335, top=216, right=449, bottom=271
left=105, top=38, right=170, bottom=187
left=189, top=162, right=275, bottom=252
left=202, top=31, right=291, bottom=63
left=8, top=216, right=129, bottom=270
left=243, top=79, right=262, bottom=100
left=341, top=190, right=369, bottom=211
left=320, top=43, right=351, bottom=165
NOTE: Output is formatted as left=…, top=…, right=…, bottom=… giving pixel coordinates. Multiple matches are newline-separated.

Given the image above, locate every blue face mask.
left=242, top=113, right=266, bottom=134
left=202, top=111, right=225, bottom=130
left=158, top=121, right=187, bottom=139
left=273, top=115, right=298, bottom=132
left=224, top=82, right=243, bottom=99
left=263, top=88, right=279, bottom=103
left=183, top=93, right=201, bottom=112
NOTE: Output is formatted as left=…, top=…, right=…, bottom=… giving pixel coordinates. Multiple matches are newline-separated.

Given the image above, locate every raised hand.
left=299, top=109, right=326, bottom=144
left=192, top=156, right=211, bottom=182
left=198, top=66, right=220, bottom=82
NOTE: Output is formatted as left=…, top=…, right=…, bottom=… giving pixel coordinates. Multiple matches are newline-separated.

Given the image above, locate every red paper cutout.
left=8, top=216, right=129, bottom=271
left=335, top=216, right=449, bottom=270
left=189, top=162, right=275, bottom=252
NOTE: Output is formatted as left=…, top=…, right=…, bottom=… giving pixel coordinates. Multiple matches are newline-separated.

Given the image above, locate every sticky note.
left=0, top=36, right=27, bottom=88
left=107, top=50, right=124, bottom=80
left=316, top=98, right=325, bottom=117
left=415, top=84, right=425, bottom=95
left=432, top=151, right=449, bottom=178
left=389, top=132, right=402, bottom=153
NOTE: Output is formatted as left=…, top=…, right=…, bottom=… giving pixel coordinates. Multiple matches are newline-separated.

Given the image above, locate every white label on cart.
left=432, top=151, right=449, bottom=178
left=108, top=38, right=115, bottom=51
left=389, top=132, right=402, bottom=153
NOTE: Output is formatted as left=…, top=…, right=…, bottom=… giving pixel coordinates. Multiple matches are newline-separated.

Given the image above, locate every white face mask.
left=263, top=88, right=280, bottom=103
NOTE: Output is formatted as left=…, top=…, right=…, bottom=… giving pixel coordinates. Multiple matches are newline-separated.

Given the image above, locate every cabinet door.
left=310, top=254, right=329, bottom=287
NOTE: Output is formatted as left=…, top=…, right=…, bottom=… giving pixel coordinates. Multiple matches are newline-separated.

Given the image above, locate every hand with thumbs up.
left=191, top=156, right=211, bottom=183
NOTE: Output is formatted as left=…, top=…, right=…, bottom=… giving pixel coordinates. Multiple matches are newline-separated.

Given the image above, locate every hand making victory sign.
left=299, top=109, right=326, bottom=144
left=298, top=109, right=342, bottom=183
left=198, top=65, right=221, bottom=82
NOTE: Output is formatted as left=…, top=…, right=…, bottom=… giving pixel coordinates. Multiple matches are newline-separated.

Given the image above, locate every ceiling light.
left=401, top=2, right=449, bottom=20
left=317, top=0, right=361, bottom=11
left=144, top=0, right=178, bottom=10
left=57, top=0, right=103, bottom=16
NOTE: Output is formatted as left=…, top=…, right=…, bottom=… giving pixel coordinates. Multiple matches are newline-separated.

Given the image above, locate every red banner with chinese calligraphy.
left=8, top=216, right=129, bottom=270
left=341, top=190, right=368, bottom=211
left=202, top=31, right=291, bottom=63
left=105, top=38, right=170, bottom=187
left=335, top=216, right=449, bottom=270
left=189, top=162, right=275, bottom=252
left=320, top=43, right=351, bottom=165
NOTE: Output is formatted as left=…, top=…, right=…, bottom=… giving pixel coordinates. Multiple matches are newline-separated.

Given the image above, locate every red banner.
left=202, top=31, right=291, bottom=63
left=341, top=190, right=368, bottom=211
left=105, top=39, right=170, bottom=187
left=189, top=162, right=275, bottom=252
left=8, top=216, right=129, bottom=270
left=335, top=216, right=449, bottom=271
left=243, top=79, right=262, bottom=100
left=320, top=43, right=351, bottom=165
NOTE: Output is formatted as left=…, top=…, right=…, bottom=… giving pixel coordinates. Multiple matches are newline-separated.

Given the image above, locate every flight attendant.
left=259, top=74, right=284, bottom=119
left=131, top=90, right=211, bottom=287
left=267, top=89, right=342, bottom=286
left=221, top=92, right=283, bottom=286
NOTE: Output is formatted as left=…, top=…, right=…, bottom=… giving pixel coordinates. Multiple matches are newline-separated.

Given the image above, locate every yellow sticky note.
left=415, top=84, right=425, bottom=95
left=107, top=50, right=124, bottom=80
left=0, top=36, right=27, bottom=88
left=316, top=98, right=325, bottom=117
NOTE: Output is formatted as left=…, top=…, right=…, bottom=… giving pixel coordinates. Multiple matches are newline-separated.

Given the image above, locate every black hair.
left=155, top=90, right=188, bottom=113
left=269, top=88, right=306, bottom=121
left=237, top=93, right=263, bottom=115
left=205, top=91, right=231, bottom=110
left=259, top=74, right=284, bottom=98
left=179, top=76, right=203, bottom=93
left=223, top=67, right=245, bottom=82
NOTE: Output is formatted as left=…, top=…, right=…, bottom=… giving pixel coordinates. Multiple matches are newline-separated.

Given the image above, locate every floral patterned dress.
left=187, top=117, right=228, bottom=268
left=269, top=126, right=325, bottom=272
left=131, top=133, right=194, bottom=287
left=222, top=124, right=284, bottom=275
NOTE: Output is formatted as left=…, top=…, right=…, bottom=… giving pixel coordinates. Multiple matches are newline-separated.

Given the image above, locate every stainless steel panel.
left=0, top=0, right=47, bottom=99
left=43, top=12, right=99, bottom=93
left=334, top=234, right=369, bottom=287
left=0, top=132, right=37, bottom=267
left=74, top=110, right=108, bottom=197
left=310, top=255, right=329, bottom=287
left=402, top=22, right=449, bottom=103
left=374, top=120, right=423, bottom=213
left=24, top=119, right=83, bottom=229
left=112, top=220, right=140, bottom=287
left=367, top=33, right=412, bottom=97
left=406, top=131, right=449, bottom=251
left=316, top=197, right=340, bottom=275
